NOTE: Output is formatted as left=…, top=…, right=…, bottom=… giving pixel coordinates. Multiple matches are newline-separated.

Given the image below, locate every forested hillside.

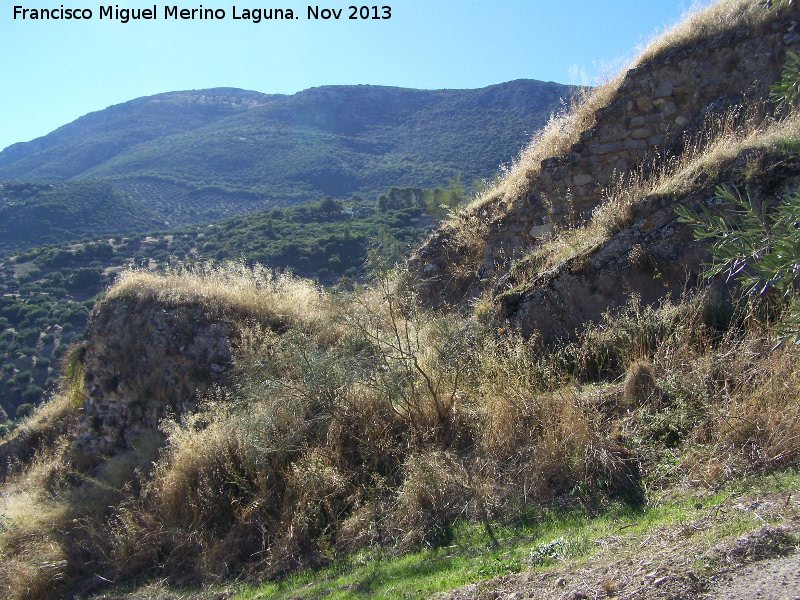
left=0, top=81, right=574, bottom=226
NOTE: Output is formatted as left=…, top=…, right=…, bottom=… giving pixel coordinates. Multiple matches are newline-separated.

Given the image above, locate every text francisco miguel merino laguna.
left=13, top=5, right=393, bottom=22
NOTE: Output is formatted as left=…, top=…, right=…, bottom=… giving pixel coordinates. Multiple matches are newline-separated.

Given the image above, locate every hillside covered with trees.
left=0, top=81, right=574, bottom=226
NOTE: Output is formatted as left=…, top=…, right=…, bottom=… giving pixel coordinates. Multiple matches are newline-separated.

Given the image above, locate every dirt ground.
left=438, top=489, right=800, bottom=600
left=705, top=553, right=800, bottom=600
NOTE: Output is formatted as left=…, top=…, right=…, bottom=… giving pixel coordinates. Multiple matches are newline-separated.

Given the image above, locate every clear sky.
left=1, top=0, right=705, bottom=152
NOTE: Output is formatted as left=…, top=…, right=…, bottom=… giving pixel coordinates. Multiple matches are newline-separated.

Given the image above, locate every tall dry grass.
left=437, top=0, right=791, bottom=291
left=635, top=0, right=782, bottom=66
left=509, top=103, right=800, bottom=279
left=470, top=80, right=624, bottom=213
left=3, top=260, right=800, bottom=598
left=108, top=261, right=337, bottom=337
left=465, top=0, right=790, bottom=218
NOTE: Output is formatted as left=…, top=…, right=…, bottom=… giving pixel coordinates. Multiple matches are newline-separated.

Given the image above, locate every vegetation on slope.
left=0, top=180, right=165, bottom=253
left=0, top=185, right=459, bottom=427
left=428, top=0, right=799, bottom=293
left=0, top=82, right=575, bottom=225
left=3, top=261, right=800, bottom=600
left=2, top=3, right=800, bottom=600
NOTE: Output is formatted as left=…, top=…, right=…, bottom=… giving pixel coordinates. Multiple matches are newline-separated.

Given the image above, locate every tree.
left=446, top=173, right=464, bottom=210
left=676, top=185, right=800, bottom=342
left=320, top=196, right=344, bottom=216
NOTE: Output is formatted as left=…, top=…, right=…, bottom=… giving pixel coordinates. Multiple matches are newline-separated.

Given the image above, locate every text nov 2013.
left=13, top=5, right=392, bottom=22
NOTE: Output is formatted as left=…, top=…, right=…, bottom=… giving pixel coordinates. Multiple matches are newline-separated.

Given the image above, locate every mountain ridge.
left=0, top=80, right=575, bottom=226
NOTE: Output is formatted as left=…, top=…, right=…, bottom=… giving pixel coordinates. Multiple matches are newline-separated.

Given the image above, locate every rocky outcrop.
left=411, top=9, right=800, bottom=309
left=499, top=151, right=800, bottom=344
left=73, top=297, right=234, bottom=456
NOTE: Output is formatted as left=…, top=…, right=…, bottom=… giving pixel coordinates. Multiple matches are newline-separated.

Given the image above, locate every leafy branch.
left=676, top=185, right=800, bottom=342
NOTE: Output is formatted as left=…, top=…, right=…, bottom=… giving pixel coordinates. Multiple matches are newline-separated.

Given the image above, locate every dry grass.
left=510, top=104, right=800, bottom=280
left=108, top=261, right=334, bottom=335
left=3, top=260, right=800, bottom=598
left=0, top=441, right=72, bottom=600
left=635, top=0, right=778, bottom=66
left=650, top=105, right=800, bottom=196
left=469, top=80, right=624, bottom=213
left=0, top=392, right=78, bottom=480
left=463, top=0, right=789, bottom=221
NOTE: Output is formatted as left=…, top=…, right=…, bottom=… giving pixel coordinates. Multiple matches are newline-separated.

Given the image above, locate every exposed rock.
left=410, top=10, right=800, bottom=312
left=73, top=296, right=235, bottom=457
left=500, top=155, right=800, bottom=344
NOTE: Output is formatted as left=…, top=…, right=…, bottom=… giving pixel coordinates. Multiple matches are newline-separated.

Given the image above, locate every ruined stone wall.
left=410, top=12, right=800, bottom=307
left=483, top=17, right=800, bottom=269
left=73, top=297, right=234, bottom=455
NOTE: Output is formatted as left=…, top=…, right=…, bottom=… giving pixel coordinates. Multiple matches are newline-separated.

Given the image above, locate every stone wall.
left=411, top=11, right=800, bottom=306
left=73, top=297, right=234, bottom=456
left=500, top=149, right=800, bottom=344
left=483, top=17, right=800, bottom=269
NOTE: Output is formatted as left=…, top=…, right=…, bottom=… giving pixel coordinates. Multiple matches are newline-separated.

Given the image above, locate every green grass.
left=235, top=470, right=800, bottom=600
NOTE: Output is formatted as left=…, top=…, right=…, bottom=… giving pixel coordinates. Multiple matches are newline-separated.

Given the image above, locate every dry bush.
left=623, top=361, right=657, bottom=407
left=393, top=450, right=473, bottom=548
left=649, top=311, right=800, bottom=483
left=344, top=273, right=477, bottom=442
left=567, top=294, right=699, bottom=383
left=479, top=385, right=637, bottom=504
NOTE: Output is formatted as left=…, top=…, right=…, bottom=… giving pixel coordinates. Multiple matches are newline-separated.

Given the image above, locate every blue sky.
left=1, top=0, right=703, bottom=152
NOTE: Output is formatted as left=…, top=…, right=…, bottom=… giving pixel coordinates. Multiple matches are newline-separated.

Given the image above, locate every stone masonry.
left=73, top=296, right=233, bottom=456
left=411, top=10, right=800, bottom=306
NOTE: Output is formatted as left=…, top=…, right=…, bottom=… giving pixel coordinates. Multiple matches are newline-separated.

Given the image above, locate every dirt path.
left=440, top=490, right=800, bottom=600
left=704, top=553, right=800, bottom=600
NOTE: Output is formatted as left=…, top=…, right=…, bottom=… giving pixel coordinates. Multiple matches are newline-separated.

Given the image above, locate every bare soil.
left=705, top=553, right=800, bottom=600
left=439, top=490, right=800, bottom=600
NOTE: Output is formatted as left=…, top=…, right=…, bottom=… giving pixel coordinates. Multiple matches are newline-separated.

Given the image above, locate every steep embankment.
left=3, top=2, right=800, bottom=600
left=410, top=1, right=800, bottom=338
left=0, top=81, right=573, bottom=225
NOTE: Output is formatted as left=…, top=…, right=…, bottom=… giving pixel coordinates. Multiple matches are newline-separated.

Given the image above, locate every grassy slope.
left=2, top=3, right=800, bottom=600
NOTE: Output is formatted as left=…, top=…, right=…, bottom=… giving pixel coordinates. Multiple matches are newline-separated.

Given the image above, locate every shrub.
left=15, top=403, right=33, bottom=419
left=12, top=371, right=31, bottom=386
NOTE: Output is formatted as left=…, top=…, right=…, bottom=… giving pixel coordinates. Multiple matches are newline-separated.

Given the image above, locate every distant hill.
left=0, top=81, right=576, bottom=226
left=0, top=180, right=165, bottom=253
